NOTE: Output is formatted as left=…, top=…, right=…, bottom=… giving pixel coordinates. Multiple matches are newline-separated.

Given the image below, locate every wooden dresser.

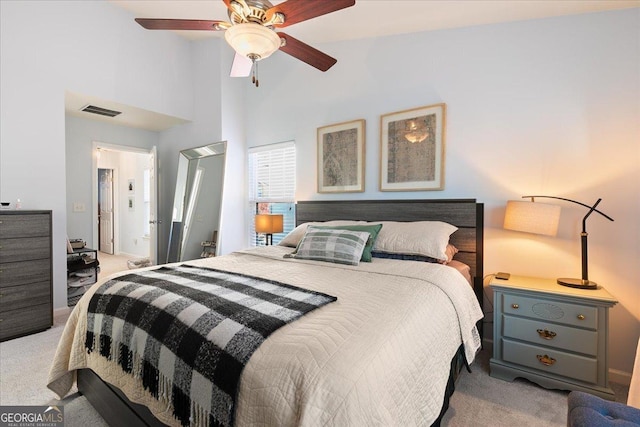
left=489, top=274, right=617, bottom=400
left=0, top=210, right=53, bottom=341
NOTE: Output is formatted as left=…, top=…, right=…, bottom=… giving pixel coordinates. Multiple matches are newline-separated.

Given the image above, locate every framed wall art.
left=317, top=119, right=365, bottom=193
left=380, top=103, right=446, bottom=191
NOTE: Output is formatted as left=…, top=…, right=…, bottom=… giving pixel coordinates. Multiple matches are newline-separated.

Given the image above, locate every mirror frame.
left=167, top=141, right=226, bottom=263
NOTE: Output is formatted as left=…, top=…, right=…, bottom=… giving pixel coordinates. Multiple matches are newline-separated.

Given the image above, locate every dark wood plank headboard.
left=295, top=199, right=484, bottom=309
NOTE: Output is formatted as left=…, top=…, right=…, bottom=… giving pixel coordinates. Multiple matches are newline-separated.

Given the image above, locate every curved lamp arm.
left=521, top=195, right=614, bottom=288
left=522, top=196, right=614, bottom=232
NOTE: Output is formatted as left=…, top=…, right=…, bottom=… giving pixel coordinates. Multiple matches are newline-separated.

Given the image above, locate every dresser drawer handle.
left=511, top=304, right=519, bottom=309
left=536, top=354, right=556, bottom=366
left=536, top=329, right=557, bottom=340
left=577, top=314, right=585, bottom=320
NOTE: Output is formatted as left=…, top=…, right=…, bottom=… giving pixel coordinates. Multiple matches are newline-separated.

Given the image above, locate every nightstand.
left=489, top=275, right=618, bottom=400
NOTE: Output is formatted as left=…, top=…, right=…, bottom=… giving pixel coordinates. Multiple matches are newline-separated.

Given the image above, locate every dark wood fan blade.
left=267, top=0, right=355, bottom=28
left=278, top=33, right=337, bottom=71
left=135, top=18, right=226, bottom=31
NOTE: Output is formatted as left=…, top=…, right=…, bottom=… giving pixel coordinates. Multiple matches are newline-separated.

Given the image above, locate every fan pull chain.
left=252, top=60, right=259, bottom=87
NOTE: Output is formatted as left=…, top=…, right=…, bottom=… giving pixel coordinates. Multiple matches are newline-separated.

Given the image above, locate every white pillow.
left=279, top=220, right=367, bottom=247
left=372, top=221, right=458, bottom=261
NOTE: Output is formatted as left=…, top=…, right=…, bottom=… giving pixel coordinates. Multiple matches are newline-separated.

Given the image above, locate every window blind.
left=248, top=142, right=296, bottom=246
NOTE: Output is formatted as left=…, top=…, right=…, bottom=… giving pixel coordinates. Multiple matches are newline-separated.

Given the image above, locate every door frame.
left=92, top=141, right=158, bottom=263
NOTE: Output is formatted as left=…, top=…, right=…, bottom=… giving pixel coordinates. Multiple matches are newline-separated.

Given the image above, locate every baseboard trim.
left=609, top=368, right=632, bottom=386
left=54, top=307, right=72, bottom=317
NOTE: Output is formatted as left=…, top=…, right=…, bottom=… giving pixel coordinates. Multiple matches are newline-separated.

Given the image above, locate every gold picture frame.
left=317, top=119, right=365, bottom=193
left=380, top=103, right=446, bottom=191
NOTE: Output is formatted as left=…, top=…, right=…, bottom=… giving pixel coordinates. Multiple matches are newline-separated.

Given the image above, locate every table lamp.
left=504, top=196, right=614, bottom=289
left=255, top=214, right=284, bottom=246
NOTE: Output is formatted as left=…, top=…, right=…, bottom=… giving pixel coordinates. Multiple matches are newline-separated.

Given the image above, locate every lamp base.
left=557, top=277, right=598, bottom=290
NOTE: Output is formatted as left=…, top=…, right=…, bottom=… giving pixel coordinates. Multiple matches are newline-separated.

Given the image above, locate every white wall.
left=157, top=38, right=230, bottom=263
left=1, top=1, right=195, bottom=310
left=115, top=151, right=151, bottom=258
left=65, top=115, right=159, bottom=250
left=243, top=10, right=640, bottom=376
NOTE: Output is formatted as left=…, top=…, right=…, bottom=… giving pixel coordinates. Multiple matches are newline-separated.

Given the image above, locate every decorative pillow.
left=310, top=224, right=383, bottom=262
left=372, top=221, right=458, bottom=262
left=278, top=220, right=367, bottom=248
left=371, top=244, right=458, bottom=264
left=287, top=228, right=370, bottom=266
left=371, top=251, right=441, bottom=263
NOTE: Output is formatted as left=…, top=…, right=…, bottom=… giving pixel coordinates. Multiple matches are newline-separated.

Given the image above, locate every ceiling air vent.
left=81, top=104, right=122, bottom=118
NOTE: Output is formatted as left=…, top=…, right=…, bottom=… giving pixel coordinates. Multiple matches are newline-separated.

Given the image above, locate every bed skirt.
left=77, top=344, right=468, bottom=427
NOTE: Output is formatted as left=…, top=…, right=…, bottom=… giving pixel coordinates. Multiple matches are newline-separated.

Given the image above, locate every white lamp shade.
left=503, top=200, right=561, bottom=236
left=224, top=23, right=281, bottom=60
left=255, top=214, right=284, bottom=234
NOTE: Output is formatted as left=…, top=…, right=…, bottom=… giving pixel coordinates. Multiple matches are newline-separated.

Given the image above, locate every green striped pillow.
left=291, top=228, right=370, bottom=265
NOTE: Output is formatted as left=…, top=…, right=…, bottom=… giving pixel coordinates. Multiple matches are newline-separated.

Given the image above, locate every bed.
left=48, top=199, right=484, bottom=427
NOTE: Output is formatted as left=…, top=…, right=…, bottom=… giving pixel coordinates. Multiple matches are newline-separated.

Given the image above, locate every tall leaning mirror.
left=167, top=141, right=226, bottom=263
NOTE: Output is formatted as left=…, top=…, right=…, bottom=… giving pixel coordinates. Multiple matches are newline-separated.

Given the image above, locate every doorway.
left=92, top=142, right=158, bottom=272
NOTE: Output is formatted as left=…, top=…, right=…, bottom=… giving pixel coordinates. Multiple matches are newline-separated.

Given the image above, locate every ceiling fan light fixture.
left=224, top=23, right=281, bottom=60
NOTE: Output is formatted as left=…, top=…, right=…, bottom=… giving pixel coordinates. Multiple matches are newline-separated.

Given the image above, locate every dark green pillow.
left=310, top=224, right=383, bottom=262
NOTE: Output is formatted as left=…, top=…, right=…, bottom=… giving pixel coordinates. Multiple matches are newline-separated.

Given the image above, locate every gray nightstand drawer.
left=502, top=315, right=598, bottom=356
left=503, top=339, right=597, bottom=383
left=503, top=293, right=597, bottom=329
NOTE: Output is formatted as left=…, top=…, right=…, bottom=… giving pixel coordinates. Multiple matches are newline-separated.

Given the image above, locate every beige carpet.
left=97, top=251, right=135, bottom=279
left=0, top=311, right=106, bottom=426
left=0, top=310, right=630, bottom=426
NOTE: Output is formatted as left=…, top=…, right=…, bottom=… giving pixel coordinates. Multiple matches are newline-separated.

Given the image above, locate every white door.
left=99, top=169, right=114, bottom=254
left=148, top=146, right=158, bottom=265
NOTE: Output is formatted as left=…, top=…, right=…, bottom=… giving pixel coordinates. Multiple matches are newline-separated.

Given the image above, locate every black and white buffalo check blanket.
left=85, top=264, right=337, bottom=427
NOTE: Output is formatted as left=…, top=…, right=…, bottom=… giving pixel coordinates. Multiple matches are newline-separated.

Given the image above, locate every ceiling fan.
left=135, top=0, right=356, bottom=86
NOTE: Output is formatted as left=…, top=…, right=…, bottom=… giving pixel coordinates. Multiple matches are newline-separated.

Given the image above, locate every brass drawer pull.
left=537, top=354, right=556, bottom=366
left=536, top=329, right=557, bottom=340
left=511, top=304, right=519, bottom=309
left=577, top=314, right=585, bottom=320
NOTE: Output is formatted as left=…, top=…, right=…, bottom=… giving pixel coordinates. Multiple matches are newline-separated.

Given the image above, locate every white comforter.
left=48, top=246, right=483, bottom=426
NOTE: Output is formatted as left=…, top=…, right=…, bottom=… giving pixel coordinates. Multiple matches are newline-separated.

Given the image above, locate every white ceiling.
left=68, top=0, right=639, bottom=131
left=110, top=0, right=639, bottom=44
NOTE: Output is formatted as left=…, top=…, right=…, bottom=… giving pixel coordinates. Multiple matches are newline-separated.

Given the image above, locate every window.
left=248, top=141, right=296, bottom=246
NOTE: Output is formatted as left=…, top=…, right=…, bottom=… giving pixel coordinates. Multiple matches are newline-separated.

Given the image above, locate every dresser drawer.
left=503, top=293, right=597, bottom=329
left=0, top=214, right=50, bottom=239
left=0, top=237, right=51, bottom=263
left=0, top=259, right=51, bottom=287
left=502, top=339, right=597, bottom=384
left=0, top=281, right=51, bottom=312
left=502, top=315, right=598, bottom=356
left=0, top=303, right=52, bottom=341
